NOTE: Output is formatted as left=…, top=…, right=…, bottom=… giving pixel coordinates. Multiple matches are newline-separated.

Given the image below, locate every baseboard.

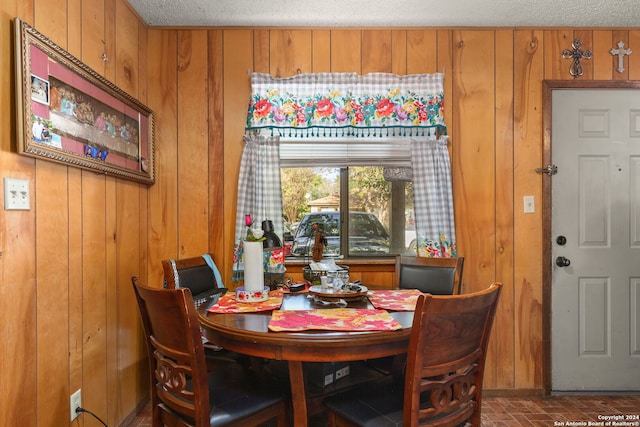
left=483, top=388, right=545, bottom=397
left=551, top=390, right=640, bottom=396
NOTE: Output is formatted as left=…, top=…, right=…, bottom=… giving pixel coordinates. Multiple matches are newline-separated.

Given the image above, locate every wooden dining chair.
left=394, top=255, right=465, bottom=295
left=162, top=253, right=227, bottom=307
left=131, top=276, right=289, bottom=427
left=324, top=282, right=502, bottom=427
left=161, top=253, right=239, bottom=359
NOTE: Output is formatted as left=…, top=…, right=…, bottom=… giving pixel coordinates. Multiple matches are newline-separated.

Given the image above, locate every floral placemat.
left=268, top=308, right=402, bottom=332
left=367, top=289, right=422, bottom=311
left=207, top=289, right=283, bottom=313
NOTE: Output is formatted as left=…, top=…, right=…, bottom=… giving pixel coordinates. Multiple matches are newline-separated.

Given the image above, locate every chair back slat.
left=404, top=282, right=502, bottom=426
left=395, top=255, right=464, bottom=295
left=162, top=254, right=226, bottom=308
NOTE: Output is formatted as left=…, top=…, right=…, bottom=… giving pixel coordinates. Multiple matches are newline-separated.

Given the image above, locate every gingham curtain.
left=411, top=136, right=457, bottom=257
left=233, top=134, right=284, bottom=272
left=239, top=71, right=456, bottom=260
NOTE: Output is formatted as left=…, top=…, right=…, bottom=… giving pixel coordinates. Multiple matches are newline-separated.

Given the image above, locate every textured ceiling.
left=127, top=0, right=640, bottom=28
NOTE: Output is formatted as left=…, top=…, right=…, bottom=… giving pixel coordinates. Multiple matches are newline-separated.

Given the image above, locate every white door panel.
left=552, top=89, right=640, bottom=391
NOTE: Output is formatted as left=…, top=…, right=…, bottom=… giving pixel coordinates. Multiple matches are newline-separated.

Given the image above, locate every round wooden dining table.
left=197, top=292, right=413, bottom=427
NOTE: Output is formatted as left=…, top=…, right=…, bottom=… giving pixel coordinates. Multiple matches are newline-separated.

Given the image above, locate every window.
left=280, top=140, right=416, bottom=258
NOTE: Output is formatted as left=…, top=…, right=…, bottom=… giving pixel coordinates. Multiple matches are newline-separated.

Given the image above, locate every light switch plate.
left=523, top=195, right=535, bottom=214
left=4, top=177, right=30, bottom=210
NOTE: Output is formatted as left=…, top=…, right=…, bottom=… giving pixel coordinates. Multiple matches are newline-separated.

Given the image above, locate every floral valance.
left=246, top=72, right=446, bottom=138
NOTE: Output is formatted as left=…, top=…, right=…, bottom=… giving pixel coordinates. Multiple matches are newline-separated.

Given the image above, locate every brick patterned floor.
left=127, top=394, right=640, bottom=426
left=481, top=395, right=640, bottom=426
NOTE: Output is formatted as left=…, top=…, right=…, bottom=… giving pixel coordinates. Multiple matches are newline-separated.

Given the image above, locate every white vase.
left=243, top=241, right=264, bottom=292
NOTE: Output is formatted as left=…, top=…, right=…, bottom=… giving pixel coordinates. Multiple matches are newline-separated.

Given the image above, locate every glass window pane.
left=348, top=166, right=390, bottom=256
left=282, top=165, right=414, bottom=258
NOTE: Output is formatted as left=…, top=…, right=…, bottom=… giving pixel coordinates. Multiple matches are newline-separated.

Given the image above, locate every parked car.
left=290, top=212, right=390, bottom=257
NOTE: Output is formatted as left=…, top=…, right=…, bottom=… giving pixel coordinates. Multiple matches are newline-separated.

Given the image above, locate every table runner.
left=268, top=308, right=402, bottom=332
left=367, top=289, right=422, bottom=311
left=207, top=289, right=283, bottom=313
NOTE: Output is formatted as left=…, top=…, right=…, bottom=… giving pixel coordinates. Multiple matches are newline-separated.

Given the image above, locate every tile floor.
left=480, top=394, right=640, bottom=426
left=126, top=394, right=640, bottom=426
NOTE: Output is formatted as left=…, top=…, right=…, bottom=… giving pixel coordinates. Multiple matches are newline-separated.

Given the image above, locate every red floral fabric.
left=268, top=308, right=402, bottom=332
left=367, top=289, right=422, bottom=311
left=207, top=289, right=283, bottom=314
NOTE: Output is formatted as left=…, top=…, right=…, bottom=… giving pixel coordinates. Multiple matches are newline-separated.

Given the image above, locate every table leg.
left=288, top=360, right=308, bottom=427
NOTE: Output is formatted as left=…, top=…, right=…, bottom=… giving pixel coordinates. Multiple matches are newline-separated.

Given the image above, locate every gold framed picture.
left=14, top=18, right=155, bottom=185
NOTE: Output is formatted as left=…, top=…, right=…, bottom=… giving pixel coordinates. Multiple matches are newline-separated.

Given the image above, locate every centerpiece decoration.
left=236, top=214, right=269, bottom=302
left=311, top=222, right=327, bottom=262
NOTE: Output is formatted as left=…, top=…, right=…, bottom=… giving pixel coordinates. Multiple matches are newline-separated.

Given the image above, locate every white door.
left=552, top=88, right=640, bottom=391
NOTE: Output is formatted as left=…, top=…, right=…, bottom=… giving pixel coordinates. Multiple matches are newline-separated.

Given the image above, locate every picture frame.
left=14, top=18, right=155, bottom=185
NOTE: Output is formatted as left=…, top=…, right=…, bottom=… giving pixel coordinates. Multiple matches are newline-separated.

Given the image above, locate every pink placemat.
left=367, top=289, right=422, bottom=311
left=207, top=290, right=283, bottom=313
left=268, top=308, right=402, bottom=332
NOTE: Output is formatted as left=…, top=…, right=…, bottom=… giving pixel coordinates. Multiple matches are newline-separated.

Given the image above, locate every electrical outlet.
left=4, top=177, right=30, bottom=210
left=335, top=365, right=350, bottom=380
left=70, top=389, right=82, bottom=421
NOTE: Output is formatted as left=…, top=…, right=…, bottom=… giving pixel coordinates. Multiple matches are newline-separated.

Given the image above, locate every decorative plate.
left=308, top=284, right=368, bottom=301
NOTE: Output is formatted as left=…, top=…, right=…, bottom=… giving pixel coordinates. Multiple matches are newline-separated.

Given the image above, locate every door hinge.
left=535, top=164, right=558, bottom=176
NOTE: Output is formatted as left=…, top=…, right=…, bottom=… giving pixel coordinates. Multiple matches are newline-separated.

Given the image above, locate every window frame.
left=280, top=137, right=415, bottom=259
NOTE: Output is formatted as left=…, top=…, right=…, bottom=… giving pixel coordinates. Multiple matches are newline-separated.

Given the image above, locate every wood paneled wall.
left=2, top=0, right=640, bottom=424
left=0, top=0, right=149, bottom=425
left=145, top=26, right=640, bottom=396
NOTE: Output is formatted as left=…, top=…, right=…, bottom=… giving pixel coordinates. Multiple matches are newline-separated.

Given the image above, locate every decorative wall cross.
left=562, top=39, right=592, bottom=78
left=610, top=41, right=632, bottom=73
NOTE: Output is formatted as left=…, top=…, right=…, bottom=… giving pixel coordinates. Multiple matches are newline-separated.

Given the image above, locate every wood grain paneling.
left=67, top=0, right=81, bottom=56
left=35, top=161, right=70, bottom=423
left=574, top=30, right=594, bottom=80
left=593, top=30, right=615, bottom=79
left=147, top=29, right=178, bottom=286
left=115, top=0, right=139, bottom=96
left=270, top=30, right=312, bottom=76
left=106, top=176, right=118, bottom=426
left=312, top=30, right=331, bottom=72
left=253, top=29, right=270, bottom=74
left=222, top=30, right=253, bottom=286
left=488, top=29, right=515, bottom=390
left=208, top=29, right=225, bottom=260
left=0, top=9, right=36, bottom=423
left=104, top=0, right=117, bottom=82
left=331, top=30, right=361, bottom=73
left=115, top=179, right=145, bottom=423
left=452, top=30, right=497, bottom=291
left=629, top=31, right=640, bottom=80
left=391, top=30, right=407, bottom=75
left=362, top=30, right=392, bottom=74
left=436, top=30, right=453, bottom=123
left=544, top=29, right=573, bottom=80
left=177, top=30, right=209, bottom=258
left=81, top=0, right=105, bottom=73
left=407, top=30, right=438, bottom=74
left=82, top=171, right=109, bottom=422
left=5, top=7, right=640, bottom=423
left=514, top=29, right=544, bottom=389
left=68, top=166, right=84, bottom=424
left=1, top=1, right=150, bottom=425
left=34, top=0, right=66, bottom=47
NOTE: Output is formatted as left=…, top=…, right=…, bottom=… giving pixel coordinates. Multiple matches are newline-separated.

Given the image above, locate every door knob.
left=556, top=235, right=567, bottom=245
left=556, top=256, right=571, bottom=267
